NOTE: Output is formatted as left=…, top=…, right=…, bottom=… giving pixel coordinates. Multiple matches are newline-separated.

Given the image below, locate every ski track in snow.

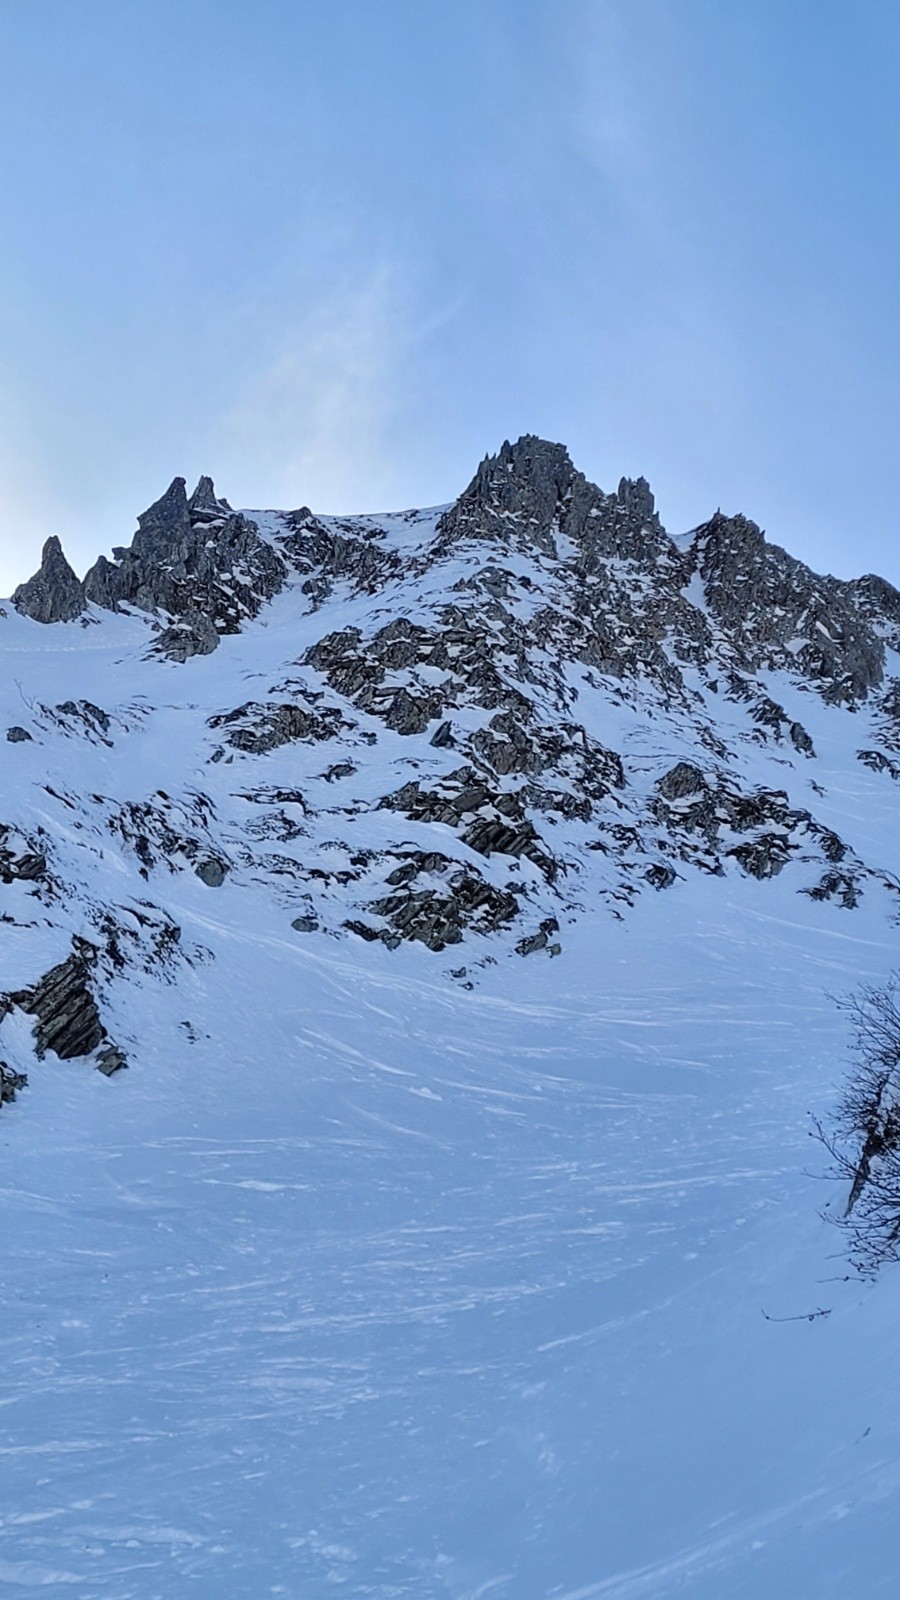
left=2, top=542, right=900, bottom=1596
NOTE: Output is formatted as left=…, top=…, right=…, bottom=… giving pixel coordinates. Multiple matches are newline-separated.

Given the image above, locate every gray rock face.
left=9, top=949, right=105, bottom=1059
left=280, top=510, right=402, bottom=606
left=692, top=513, right=884, bottom=703
left=443, top=436, right=578, bottom=557
left=436, top=436, right=671, bottom=570
left=209, top=699, right=348, bottom=754
left=83, top=476, right=287, bottom=659
left=11, top=436, right=899, bottom=725
left=6, top=726, right=32, bottom=742
left=431, top=436, right=890, bottom=717
left=154, top=610, right=220, bottom=662
left=13, top=537, right=85, bottom=623
left=354, top=856, right=521, bottom=952
left=659, top=763, right=706, bottom=801
left=847, top=573, right=900, bottom=652
left=13, top=475, right=285, bottom=655
left=188, top=474, right=230, bottom=521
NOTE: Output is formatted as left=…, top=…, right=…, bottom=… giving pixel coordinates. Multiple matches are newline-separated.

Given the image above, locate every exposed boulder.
left=516, top=918, right=560, bottom=956
left=645, top=863, right=677, bottom=890
left=0, top=1061, right=27, bottom=1107
left=0, top=823, right=46, bottom=885
left=194, top=856, right=229, bottom=887
left=154, top=610, right=220, bottom=662
left=96, top=1044, right=128, bottom=1076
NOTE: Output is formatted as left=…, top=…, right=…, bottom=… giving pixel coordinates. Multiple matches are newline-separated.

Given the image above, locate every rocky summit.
left=4, top=432, right=900, bottom=1076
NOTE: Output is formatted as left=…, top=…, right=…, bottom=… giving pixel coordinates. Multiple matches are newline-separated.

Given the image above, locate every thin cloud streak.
left=215, top=266, right=411, bottom=514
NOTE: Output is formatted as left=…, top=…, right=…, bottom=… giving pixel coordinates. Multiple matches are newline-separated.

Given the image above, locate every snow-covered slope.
left=2, top=436, right=900, bottom=1596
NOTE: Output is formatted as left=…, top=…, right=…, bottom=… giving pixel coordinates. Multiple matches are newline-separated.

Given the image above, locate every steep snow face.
left=3, top=436, right=900, bottom=1596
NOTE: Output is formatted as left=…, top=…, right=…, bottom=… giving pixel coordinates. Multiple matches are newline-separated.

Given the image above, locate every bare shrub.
left=817, top=978, right=900, bottom=1272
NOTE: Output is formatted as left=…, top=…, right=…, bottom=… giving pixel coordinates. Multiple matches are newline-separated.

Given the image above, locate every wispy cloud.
left=214, top=261, right=428, bottom=515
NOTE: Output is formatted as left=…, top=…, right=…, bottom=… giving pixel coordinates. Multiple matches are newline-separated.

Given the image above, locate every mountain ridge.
left=4, top=432, right=900, bottom=1080
left=12, top=438, right=896, bottom=694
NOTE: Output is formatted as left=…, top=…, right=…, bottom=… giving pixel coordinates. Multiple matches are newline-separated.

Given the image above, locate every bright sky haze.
left=1, top=0, right=899, bottom=594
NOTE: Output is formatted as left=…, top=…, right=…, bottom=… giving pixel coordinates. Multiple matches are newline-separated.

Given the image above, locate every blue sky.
left=1, top=0, right=899, bottom=593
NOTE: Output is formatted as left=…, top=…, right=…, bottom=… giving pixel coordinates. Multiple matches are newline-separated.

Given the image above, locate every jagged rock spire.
left=13, top=536, right=85, bottom=624
left=80, top=472, right=287, bottom=658
left=132, top=477, right=193, bottom=565
left=464, top=435, right=577, bottom=519
left=616, top=475, right=656, bottom=525
left=188, top=476, right=230, bottom=521
left=436, top=433, right=668, bottom=567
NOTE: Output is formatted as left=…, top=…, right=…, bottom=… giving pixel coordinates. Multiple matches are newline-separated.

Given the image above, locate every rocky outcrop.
left=650, top=766, right=853, bottom=887
left=379, top=768, right=557, bottom=878
left=9, top=948, right=106, bottom=1060
left=154, top=610, right=220, bottom=662
left=12, top=438, right=895, bottom=717
left=96, top=1045, right=128, bottom=1076
left=280, top=509, right=403, bottom=606
left=858, top=748, right=900, bottom=780
left=692, top=513, right=884, bottom=703
left=13, top=476, right=286, bottom=657
left=13, top=537, right=85, bottom=623
left=47, top=699, right=113, bottom=745
left=436, top=436, right=672, bottom=571
left=0, top=1059, right=27, bottom=1107
left=847, top=572, right=900, bottom=652
left=348, top=852, right=522, bottom=952
left=82, top=476, right=287, bottom=658
left=0, top=822, right=47, bottom=885
left=658, top=763, right=705, bottom=802
left=105, top=791, right=228, bottom=883
left=209, top=699, right=349, bottom=755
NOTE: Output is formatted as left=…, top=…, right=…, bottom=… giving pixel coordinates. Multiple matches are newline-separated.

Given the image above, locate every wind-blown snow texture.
left=3, top=436, right=900, bottom=1596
